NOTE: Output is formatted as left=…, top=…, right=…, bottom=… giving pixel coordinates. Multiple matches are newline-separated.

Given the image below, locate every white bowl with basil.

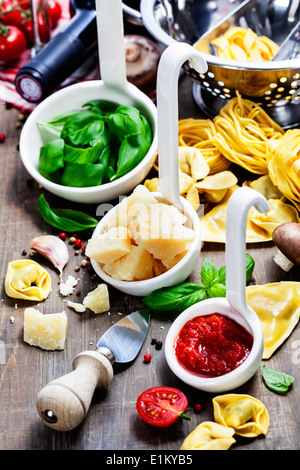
left=19, top=81, right=157, bottom=204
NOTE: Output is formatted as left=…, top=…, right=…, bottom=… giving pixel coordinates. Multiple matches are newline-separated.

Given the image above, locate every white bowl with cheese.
left=87, top=185, right=201, bottom=297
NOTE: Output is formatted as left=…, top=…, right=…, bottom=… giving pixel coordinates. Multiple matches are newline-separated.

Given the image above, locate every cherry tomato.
left=37, top=11, right=50, bottom=43
left=0, top=25, right=27, bottom=62
left=47, top=0, right=61, bottom=28
left=20, top=18, right=34, bottom=45
left=17, top=0, right=30, bottom=10
left=0, top=0, right=25, bottom=28
left=136, top=386, right=190, bottom=427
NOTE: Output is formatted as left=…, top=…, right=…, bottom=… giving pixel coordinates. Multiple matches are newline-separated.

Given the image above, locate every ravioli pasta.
left=209, top=26, right=280, bottom=61
left=246, top=282, right=300, bottom=358
left=213, top=394, right=269, bottom=438
left=180, top=421, right=236, bottom=450
left=5, top=259, right=51, bottom=301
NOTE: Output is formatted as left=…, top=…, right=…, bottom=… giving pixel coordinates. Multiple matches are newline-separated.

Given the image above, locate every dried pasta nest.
left=212, top=93, right=284, bottom=174
left=267, top=129, right=300, bottom=211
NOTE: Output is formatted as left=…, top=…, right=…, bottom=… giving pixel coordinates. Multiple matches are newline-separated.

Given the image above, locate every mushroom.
left=124, top=35, right=162, bottom=94
left=272, top=222, right=300, bottom=271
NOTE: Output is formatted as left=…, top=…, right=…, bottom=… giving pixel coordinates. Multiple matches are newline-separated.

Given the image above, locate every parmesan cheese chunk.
left=66, top=300, right=86, bottom=313
left=130, top=203, right=194, bottom=260
left=59, top=275, right=78, bottom=296
left=83, top=284, right=110, bottom=314
left=106, top=185, right=159, bottom=230
left=86, top=226, right=131, bottom=265
left=24, top=307, right=67, bottom=351
left=103, top=245, right=153, bottom=281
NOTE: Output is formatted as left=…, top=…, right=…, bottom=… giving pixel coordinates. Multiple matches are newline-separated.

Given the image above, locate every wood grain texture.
left=0, top=78, right=300, bottom=450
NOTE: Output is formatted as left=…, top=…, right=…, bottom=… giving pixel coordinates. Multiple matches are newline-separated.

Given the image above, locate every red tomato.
left=37, top=11, right=50, bottom=43
left=0, top=1, right=25, bottom=28
left=48, top=0, right=61, bottom=28
left=16, top=0, right=30, bottom=10
left=20, top=18, right=34, bottom=45
left=0, top=25, right=27, bottom=62
left=136, top=386, right=190, bottom=427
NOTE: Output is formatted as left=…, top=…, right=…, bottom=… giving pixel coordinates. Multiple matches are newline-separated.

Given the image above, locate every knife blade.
left=36, top=308, right=150, bottom=432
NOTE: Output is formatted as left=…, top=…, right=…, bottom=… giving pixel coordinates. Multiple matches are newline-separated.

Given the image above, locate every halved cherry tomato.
left=0, top=24, right=27, bottom=62
left=136, top=386, right=190, bottom=427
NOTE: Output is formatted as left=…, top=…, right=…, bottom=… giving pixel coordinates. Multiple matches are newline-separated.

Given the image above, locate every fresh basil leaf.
left=111, top=134, right=150, bottom=181
left=38, top=138, right=65, bottom=174
left=63, top=142, right=104, bottom=165
left=143, top=283, right=207, bottom=312
left=262, top=365, right=294, bottom=394
left=61, top=162, right=105, bottom=187
left=246, top=253, right=255, bottom=282
left=82, top=100, right=119, bottom=116
left=218, top=265, right=226, bottom=285
left=201, top=259, right=219, bottom=288
left=207, top=283, right=226, bottom=298
left=38, top=194, right=98, bottom=232
left=61, top=111, right=103, bottom=147
left=140, top=114, right=153, bottom=145
left=47, top=111, right=79, bottom=126
left=108, top=106, right=145, bottom=138
left=37, top=122, right=63, bottom=145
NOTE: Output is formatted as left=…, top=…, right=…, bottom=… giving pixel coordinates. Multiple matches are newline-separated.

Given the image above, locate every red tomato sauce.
left=174, top=313, right=253, bottom=378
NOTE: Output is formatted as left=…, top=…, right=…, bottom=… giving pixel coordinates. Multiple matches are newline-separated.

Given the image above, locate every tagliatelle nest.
left=210, top=26, right=280, bottom=61
left=267, top=129, right=300, bottom=211
left=212, top=93, right=284, bottom=174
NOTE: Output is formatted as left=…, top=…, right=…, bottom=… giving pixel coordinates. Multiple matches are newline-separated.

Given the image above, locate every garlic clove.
left=30, top=235, right=69, bottom=274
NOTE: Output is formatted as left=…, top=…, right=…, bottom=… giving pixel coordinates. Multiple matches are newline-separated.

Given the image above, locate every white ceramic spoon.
left=19, top=0, right=157, bottom=204
left=90, top=42, right=207, bottom=296
left=165, top=186, right=270, bottom=392
left=157, top=42, right=207, bottom=209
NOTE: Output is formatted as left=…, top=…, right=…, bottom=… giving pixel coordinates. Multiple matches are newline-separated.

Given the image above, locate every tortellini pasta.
left=145, top=147, right=237, bottom=211
left=178, top=118, right=230, bottom=174
left=180, top=421, right=236, bottom=450
left=213, top=394, right=269, bottom=438
left=202, top=186, right=300, bottom=243
left=194, top=170, right=238, bottom=203
left=5, top=259, right=51, bottom=301
left=246, top=282, right=300, bottom=359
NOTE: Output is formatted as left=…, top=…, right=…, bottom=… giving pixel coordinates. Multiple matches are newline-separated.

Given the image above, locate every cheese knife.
left=36, top=308, right=150, bottom=431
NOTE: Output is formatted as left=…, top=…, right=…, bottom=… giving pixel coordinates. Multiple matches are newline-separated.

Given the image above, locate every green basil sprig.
left=38, top=194, right=98, bottom=232
left=143, top=254, right=255, bottom=312
left=262, top=365, right=294, bottom=394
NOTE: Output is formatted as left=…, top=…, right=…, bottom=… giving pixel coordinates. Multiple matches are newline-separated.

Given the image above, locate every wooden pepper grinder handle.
left=36, top=351, right=114, bottom=431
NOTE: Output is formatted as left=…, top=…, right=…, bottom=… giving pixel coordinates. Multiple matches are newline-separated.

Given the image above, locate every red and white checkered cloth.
left=0, top=0, right=99, bottom=113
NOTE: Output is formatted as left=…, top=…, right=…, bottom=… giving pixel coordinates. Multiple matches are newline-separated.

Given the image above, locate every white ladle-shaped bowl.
left=19, top=0, right=157, bottom=204
left=165, top=186, right=269, bottom=392
left=90, top=43, right=207, bottom=296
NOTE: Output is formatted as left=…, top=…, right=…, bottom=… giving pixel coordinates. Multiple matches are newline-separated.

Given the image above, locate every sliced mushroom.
left=272, top=222, right=300, bottom=271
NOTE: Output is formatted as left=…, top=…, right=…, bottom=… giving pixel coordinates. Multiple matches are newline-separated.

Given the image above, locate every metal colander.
left=137, top=0, right=300, bottom=128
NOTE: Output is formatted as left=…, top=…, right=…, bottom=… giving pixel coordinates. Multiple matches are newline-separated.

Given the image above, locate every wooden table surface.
left=0, top=74, right=299, bottom=452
